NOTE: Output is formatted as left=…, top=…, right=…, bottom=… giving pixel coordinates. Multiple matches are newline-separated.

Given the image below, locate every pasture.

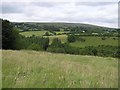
left=70, top=36, right=118, bottom=48
left=2, top=50, right=118, bottom=88
left=20, top=31, right=47, bottom=37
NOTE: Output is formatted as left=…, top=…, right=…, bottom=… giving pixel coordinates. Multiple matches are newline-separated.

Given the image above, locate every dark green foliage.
left=43, top=32, right=50, bottom=36
left=48, top=40, right=119, bottom=58
left=24, top=36, right=49, bottom=51
left=13, top=34, right=49, bottom=51
left=2, top=19, right=19, bottom=49
left=67, top=34, right=76, bottom=42
left=49, top=31, right=56, bottom=35
left=51, top=38, right=62, bottom=48
left=27, top=43, right=42, bottom=51
left=77, top=37, right=86, bottom=42
left=101, top=37, right=106, bottom=40
left=41, top=37, right=49, bottom=50
left=47, top=38, right=65, bottom=53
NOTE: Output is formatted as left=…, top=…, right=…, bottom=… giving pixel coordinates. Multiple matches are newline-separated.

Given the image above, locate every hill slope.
left=12, top=22, right=117, bottom=32
left=2, top=50, right=118, bottom=88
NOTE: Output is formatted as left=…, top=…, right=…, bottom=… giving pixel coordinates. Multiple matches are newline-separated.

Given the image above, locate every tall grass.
left=2, top=50, right=118, bottom=88
left=0, top=50, right=2, bottom=89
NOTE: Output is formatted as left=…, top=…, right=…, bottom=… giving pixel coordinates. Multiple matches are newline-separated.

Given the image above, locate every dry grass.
left=2, top=50, right=118, bottom=88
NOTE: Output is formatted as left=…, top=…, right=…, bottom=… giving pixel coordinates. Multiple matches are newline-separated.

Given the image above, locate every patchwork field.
left=2, top=50, right=118, bottom=88
left=20, top=31, right=118, bottom=47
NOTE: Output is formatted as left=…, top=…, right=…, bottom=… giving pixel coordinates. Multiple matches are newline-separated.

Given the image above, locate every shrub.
left=101, top=37, right=106, bottom=40
left=67, top=34, right=76, bottom=42
left=78, top=37, right=86, bottom=42
left=43, top=32, right=50, bottom=36
left=27, top=43, right=42, bottom=51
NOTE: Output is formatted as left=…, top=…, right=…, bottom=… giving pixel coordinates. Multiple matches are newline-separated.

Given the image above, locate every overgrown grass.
left=2, top=50, right=118, bottom=88
left=0, top=50, right=2, bottom=89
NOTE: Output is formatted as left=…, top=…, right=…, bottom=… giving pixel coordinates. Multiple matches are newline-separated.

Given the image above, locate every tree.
left=2, top=19, right=19, bottom=49
left=47, top=38, right=65, bottom=53
left=41, top=37, right=49, bottom=50
left=101, top=37, right=106, bottom=40
left=44, top=32, right=50, bottom=36
left=51, top=38, right=62, bottom=47
left=27, top=43, right=41, bottom=51
left=67, top=34, right=76, bottom=42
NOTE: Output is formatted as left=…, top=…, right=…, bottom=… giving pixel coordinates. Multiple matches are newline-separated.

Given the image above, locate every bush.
left=27, top=43, right=42, bottom=51
left=67, top=34, right=76, bottom=42
left=101, top=37, right=106, bottom=40
left=47, top=38, right=65, bottom=53
left=43, top=32, right=50, bottom=36
left=78, top=37, right=86, bottom=42
left=51, top=38, right=63, bottom=48
left=47, top=47, right=65, bottom=53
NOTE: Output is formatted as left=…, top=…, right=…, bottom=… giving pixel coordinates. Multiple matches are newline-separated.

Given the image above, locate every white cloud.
left=1, top=1, right=119, bottom=28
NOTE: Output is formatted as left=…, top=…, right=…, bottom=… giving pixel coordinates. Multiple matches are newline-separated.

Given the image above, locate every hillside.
left=12, top=22, right=117, bottom=32
left=2, top=50, right=118, bottom=88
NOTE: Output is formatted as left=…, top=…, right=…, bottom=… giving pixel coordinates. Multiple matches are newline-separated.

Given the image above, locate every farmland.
left=20, top=31, right=118, bottom=47
left=20, top=31, right=47, bottom=37
left=70, top=36, right=118, bottom=48
left=2, top=50, right=118, bottom=88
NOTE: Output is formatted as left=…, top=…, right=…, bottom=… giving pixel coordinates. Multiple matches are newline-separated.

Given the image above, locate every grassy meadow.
left=2, top=50, right=118, bottom=88
left=70, top=36, right=118, bottom=48
left=20, top=31, right=48, bottom=37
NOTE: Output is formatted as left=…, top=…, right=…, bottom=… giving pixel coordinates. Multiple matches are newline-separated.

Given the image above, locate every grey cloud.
left=75, top=2, right=117, bottom=6
left=2, top=2, right=26, bottom=14
left=52, top=14, right=117, bottom=25
left=31, top=2, right=67, bottom=8
left=31, top=2, right=55, bottom=7
left=1, top=1, right=118, bottom=28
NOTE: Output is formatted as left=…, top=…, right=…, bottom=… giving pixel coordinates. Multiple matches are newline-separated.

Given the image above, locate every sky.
left=0, top=0, right=119, bottom=28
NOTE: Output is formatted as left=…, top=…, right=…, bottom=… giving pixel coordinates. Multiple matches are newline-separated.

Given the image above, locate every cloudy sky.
left=0, top=0, right=119, bottom=28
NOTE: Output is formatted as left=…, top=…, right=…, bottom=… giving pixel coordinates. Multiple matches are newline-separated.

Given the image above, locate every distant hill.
left=12, top=22, right=117, bottom=33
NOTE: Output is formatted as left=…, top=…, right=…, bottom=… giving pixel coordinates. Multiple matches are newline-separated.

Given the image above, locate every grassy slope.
left=2, top=50, right=118, bottom=88
left=20, top=31, right=47, bottom=37
left=70, top=37, right=118, bottom=48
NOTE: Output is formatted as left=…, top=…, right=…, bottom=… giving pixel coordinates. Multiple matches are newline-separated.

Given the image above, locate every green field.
left=20, top=31, right=47, bottom=37
left=2, top=50, right=118, bottom=88
left=20, top=31, right=67, bottom=43
left=70, top=37, right=118, bottom=48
